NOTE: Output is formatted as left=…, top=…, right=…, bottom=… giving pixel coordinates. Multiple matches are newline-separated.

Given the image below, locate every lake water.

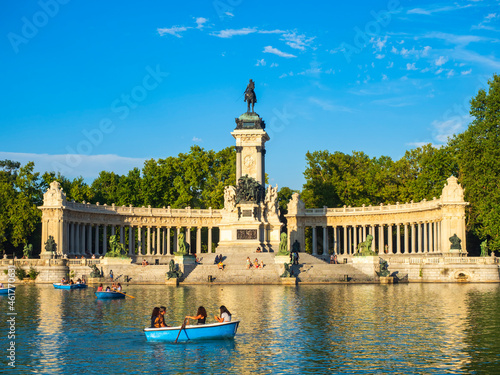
left=1, top=283, right=500, bottom=374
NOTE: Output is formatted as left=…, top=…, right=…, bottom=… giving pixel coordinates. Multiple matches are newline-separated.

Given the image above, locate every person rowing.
left=185, top=306, right=207, bottom=325
left=151, top=306, right=169, bottom=328
left=214, top=305, right=231, bottom=323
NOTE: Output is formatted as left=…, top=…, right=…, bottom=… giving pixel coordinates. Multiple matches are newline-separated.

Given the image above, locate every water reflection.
left=0, top=283, right=500, bottom=374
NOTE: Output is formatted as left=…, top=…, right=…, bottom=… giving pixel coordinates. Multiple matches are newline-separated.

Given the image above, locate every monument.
left=217, top=80, right=283, bottom=252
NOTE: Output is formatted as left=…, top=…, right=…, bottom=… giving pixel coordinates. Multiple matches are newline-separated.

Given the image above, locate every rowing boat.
left=95, top=291, right=125, bottom=299
left=144, top=320, right=239, bottom=342
left=53, top=283, right=88, bottom=289
left=0, top=287, right=15, bottom=295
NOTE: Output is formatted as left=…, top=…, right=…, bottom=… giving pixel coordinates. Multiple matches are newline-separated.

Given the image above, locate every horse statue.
left=244, top=79, right=257, bottom=113
left=355, top=234, right=376, bottom=256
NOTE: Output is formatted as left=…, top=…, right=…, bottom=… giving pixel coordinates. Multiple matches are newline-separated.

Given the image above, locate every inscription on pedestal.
left=237, top=229, right=257, bottom=240
left=242, top=210, right=253, bottom=217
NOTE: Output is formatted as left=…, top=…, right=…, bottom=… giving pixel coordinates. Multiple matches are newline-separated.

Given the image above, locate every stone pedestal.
left=101, top=257, right=133, bottom=266
left=175, top=255, right=195, bottom=265
left=351, top=256, right=378, bottom=278
left=280, top=277, right=297, bottom=285
left=165, top=278, right=179, bottom=286
left=379, top=276, right=394, bottom=284
left=274, top=255, right=290, bottom=264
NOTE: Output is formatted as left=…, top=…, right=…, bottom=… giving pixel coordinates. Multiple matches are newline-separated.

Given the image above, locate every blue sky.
left=1, top=0, right=499, bottom=191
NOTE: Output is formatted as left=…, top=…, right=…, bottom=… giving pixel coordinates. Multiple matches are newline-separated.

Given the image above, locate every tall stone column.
left=162, top=228, right=166, bottom=256
left=208, top=227, right=212, bottom=254
left=63, top=221, right=69, bottom=255
left=69, top=223, right=74, bottom=255
left=404, top=223, right=409, bottom=254
left=388, top=224, right=393, bottom=254
left=197, top=227, right=202, bottom=254
left=186, top=227, right=192, bottom=254
left=379, top=225, right=384, bottom=254
left=424, top=222, right=428, bottom=253
left=111, top=225, right=115, bottom=237
left=157, top=227, right=161, bottom=255
left=87, top=224, right=92, bottom=256
left=75, top=223, right=80, bottom=256
left=256, top=146, right=263, bottom=185
left=347, top=226, right=351, bottom=255
left=437, top=221, right=441, bottom=252
left=80, top=224, right=85, bottom=255
left=120, top=226, right=125, bottom=247
left=147, top=227, right=151, bottom=255
left=138, top=227, right=142, bottom=255
left=411, top=223, right=416, bottom=254
left=396, top=223, right=401, bottom=254
left=353, top=226, right=358, bottom=252
left=433, top=222, right=438, bottom=253
left=362, top=225, right=366, bottom=241
left=312, top=226, right=317, bottom=256
left=235, top=146, right=242, bottom=181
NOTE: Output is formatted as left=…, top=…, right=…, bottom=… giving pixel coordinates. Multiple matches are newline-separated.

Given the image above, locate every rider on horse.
left=244, top=79, right=257, bottom=113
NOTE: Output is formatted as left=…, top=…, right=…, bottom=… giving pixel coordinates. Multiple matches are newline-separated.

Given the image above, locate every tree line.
left=1, top=74, right=499, bottom=256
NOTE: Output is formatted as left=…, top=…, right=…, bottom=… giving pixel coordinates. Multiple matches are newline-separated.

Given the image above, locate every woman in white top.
left=214, top=305, right=231, bottom=323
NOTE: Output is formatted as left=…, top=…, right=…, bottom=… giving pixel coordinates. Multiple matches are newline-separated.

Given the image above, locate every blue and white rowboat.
left=0, top=287, right=15, bottom=295
left=53, top=283, right=88, bottom=289
left=144, top=321, right=240, bottom=342
left=95, top=291, right=125, bottom=299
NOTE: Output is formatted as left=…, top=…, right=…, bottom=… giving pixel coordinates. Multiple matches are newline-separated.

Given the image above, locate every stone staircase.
left=290, top=253, right=374, bottom=283
left=182, top=252, right=375, bottom=284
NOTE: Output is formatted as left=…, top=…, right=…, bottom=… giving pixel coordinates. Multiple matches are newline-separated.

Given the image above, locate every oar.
left=112, top=290, right=135, bottom=298
left=174, top=318, right=187, bottom=344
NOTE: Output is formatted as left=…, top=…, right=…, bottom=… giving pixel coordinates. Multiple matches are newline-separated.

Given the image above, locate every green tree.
left=452, top=74, right=500, bottom=251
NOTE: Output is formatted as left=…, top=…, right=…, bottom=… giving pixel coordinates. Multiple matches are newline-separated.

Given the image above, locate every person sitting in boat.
left=0, top=282, right=4, bottom=288
left=61, top=277, right=67, bottom=285
left=186, top=306, right=207, bottom=325
left=105, top=286, right=111, bottom=291
left=116, top=283, right=122, bottom=292
left=76, top=278, right=82, bottom=284
left=97, top=283, right=103, bottom=292
left=69, top=279, right=75, bottom=285
left=151, top=306, right=168, bottom=328
left=111, top=282, right=117, bottom=290
left=214, top=305, right=231, bottom=323
left=81, top=277, right=86, bottom=284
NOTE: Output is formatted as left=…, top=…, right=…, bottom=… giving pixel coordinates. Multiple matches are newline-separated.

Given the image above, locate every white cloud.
left=211, top=28, right=257, bottom=38
left=308, top=97, right=352, bottom=112
left=281, top=32, right=315, bottom=50
left=192, top=137, right=203, bottom=142
left=256, top=59, right=266, bottom=66
left=225, top=12, right=234, bottom=17
left=461, top=69, right=472, bottom=75
left=195, top=17, right=208, bottom=29
left=263, top=46, right=297, bottom=58
left=0, top=152, right=146, bottom=180
left=391, top=46, right=398, bottom=54
left=407, top=4, right=472, bottom=15
left=375, top=54, right=385, bottom=59
left=447, top=69, right=455, bottom=78
left=387, top=61, right=394, bottom=68
left=382, top=74, right=388, bottom=80
left=270, top=62, right=279, bottom=68
left=157, top=26, right=191, bottom=38
left=407, top=63, right=418, bottom=70
left=432, top=117, right=470, bottom=143
left=472, top=13, right=499, bottom=30
left=435, top=56, right=448, bottom=66
left=423, top=32, right=485, bottom=46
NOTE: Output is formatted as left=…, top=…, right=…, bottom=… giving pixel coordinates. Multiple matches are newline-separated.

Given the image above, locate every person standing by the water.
left=186, top=306, right=207, bottom=325
left=214, top=306, right=231, bottom=323
left=109, top=270, right=113, bottom=281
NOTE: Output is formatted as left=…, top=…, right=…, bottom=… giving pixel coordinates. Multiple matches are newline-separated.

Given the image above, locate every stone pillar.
left=396, top=224, right=401, bottom=254
left=388, top=224, right=393, bottom=254
left=418, top=222, right=423, bottom=254
left=256, top=146, right=263, bottom=185
left=81, top=224, right=86, bottom=255
left=87, top=224, right=92, bottom=256
left=235, top=146, right=242, bottom=182
left=371, top=224, right=375, bottom=247
left=186, top=227, right=192, bottom=253
left=379, top=225, right=384, bottom=254
left=69, top=223, right=74, bottom=255
left=424, top=222, right=428, bottom=253
left=197, top=227, right=202, bottom=254
left=111, top=225, right=115, bottom=237
left=323, top=226, right=328, bottom=255
left=362, top=225, right=366, bottom=241
left=103, top=225, right=107, bottom=256
left=411, top=223, right=416, bottom=254
left=437, top=221, right=441, bottom=252
left=166, top=227, right=171, bottom=255
left=75, top=223, right=80, bottom=256
left=312, top=226, right=317, bottom=256
left=433, top=222, right=438, bottom=253
left=152, top=227, right=156, bottom=255
left=208, top=227, right=212, bottom=254
left=404, top=224, right=409, bottom=254
left=147, top=227, right=151, bottom=255
left=353, top=226, right=358, bottom=252
left=63, top=221, right=69, bottom=255
left=157, top=227, right=161, bottom=255
left=129, top=226, right=134, bottom=256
